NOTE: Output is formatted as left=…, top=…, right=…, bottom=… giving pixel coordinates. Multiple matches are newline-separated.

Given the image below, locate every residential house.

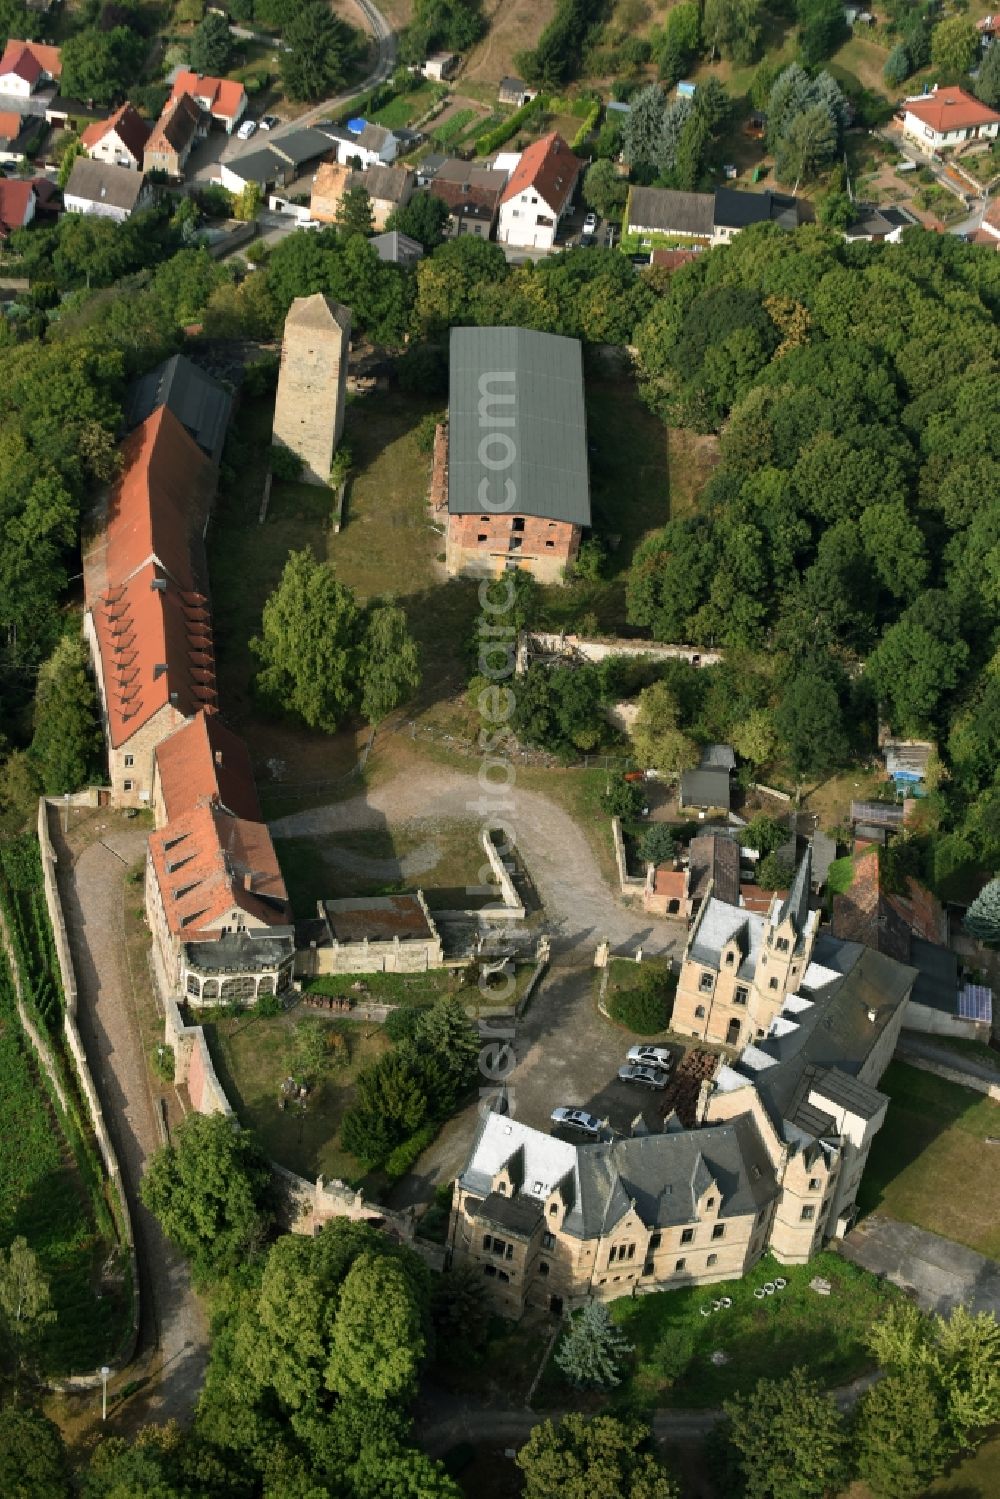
left=63, top=157, right=152, bottom=221
left=144, top=93, right=206, bottom=178
left=499, top=76, right=535, bottom=107
left=295, top=894, right=444, bottom=977
left=430, top=161, right=507, bottom=238
left=81, top=101, right=149, bottom=170
left=842, top=203, right=920, bottom=243
left=219, top=126, right=335, bottom=194
left=441, top=326, right=590, bottom=584
left=0, top=177, right=35, bottom=237
left=900, top=86, right=1000, bottom=152
left=679, top=744, right=735, bottom=813
left=0, top=109, right=42, bottom=163
left=452, top=848, right=916, bottom=1314
left=626, top=185, right=714, bottom=244
left=320, top=119, right=397, bottom=170
left=650, top=245, right=702, bottom=272
left=309, top=159, right=352, bottom=222
left=370, top=228, right=424, bottom=265
left=423, top=52, right=460, bottom=80
left=0, top=39, right=61, bottom=97
left=124, top=353, right=233, bottom=466
left=358, top=162, right=414, bottom=229
left=497, top=132, right=582, bottom=251
left=415, top=150, right=447, bottom=186
left=169, top=70, right=247, bottom=133
left=711, top=187, right=805, bottom=245
left=82, top=406, right=219, bottom=804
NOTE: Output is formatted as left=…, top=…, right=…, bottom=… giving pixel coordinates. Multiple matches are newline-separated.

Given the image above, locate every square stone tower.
left=272, top=293, right=351, bottom=485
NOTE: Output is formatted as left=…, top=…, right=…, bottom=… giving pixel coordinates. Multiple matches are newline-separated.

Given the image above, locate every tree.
left=189, top=10, right=232, bottom=73
left=854, top=1370, right=951, bottom=1498
left=775, top=669, right=849, bottom=779
left=932, top=1304, right=1000, bottom=1446
left=29, top=634, right=103, bottom=794
left=351, top=1443, right=463, bottom=1499
left=964, top=878, right=1000, bottom=946
left=517, top=1414, right=679, bottom=1499
left=555, top=1303, right=633, bottom=1390
left=413, top=996, right=481, bottom=1104
left=774, top=103, right=837, bottom=189
left=251, top=548, right=363, bottom=733
left=0, top=1237, right=55, bottom=1379
left=730, top=708, right=777, bottom=768
left=757, top=851, right=794, bottom=890
left=703, top=0, right=762, bottom=63
left=654, top=0, right=701, bottom=85
left=797, top=0, right=847, bottom=67
left=386, top=191, right=450, bottom=249
left=431, top=1262, right=490, bottom=1360
left=632, top=681, right=699, bottom=779
left=602, top=777, right=645, bottom=819
left=234, top=180, right=261, bottom=222
left=740, top=815, right=787, bottom=858
left=337, top=183, right=375, bottom=238
left=341, top=1052, right=430, bottom=1163
left=582, top=158, right=628, bottom=220
left=883, top=42, right=911, bottom=87
left=930, top=15, right=978, bottom=76
left=328, top=1251, right=427, bottom=1402
left=722, top=1368, right=849, bottom=1499
left=621, top=83, right=668, bottom=169
left=283, top=2, right=352, bottom=102
left=0, top=1403, right=71, bottom=1499
left=638, top=822, right=676, bottom=866
left=60, top=26, right=144, bottom=106
left=56, top=138, right=85, bottom=190
left=866, top=592, right=968, bottom=734
left=140, top=1112, right=274, bottom=1283
left=975, top=40, right=1000, bottom=108
left=360, top=601, right=421, bottom=724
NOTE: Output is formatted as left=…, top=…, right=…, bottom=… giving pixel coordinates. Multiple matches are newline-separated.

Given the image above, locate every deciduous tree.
left=251, top=547, right=362, bottom=733
left=855, top=1369, right=951, bottom=1498
left=722, top=1368, right=849, bottom=1499
left=360, top=600, right=421, bottom=724
left=189, top=10, right=232, bottom=74
left=632, top=681, right=699, bottom=779
left=0, top=1403, right=71, bottom=1499
left=930, top=15, right=978, bottom=76
left=328, top=1251, right=427, bottom=1402
left=517, top=1413, right=679, bottom=1499
left=0, top=1238, right=55, bottom=1379
left=337, top=183, right=375, bottom=238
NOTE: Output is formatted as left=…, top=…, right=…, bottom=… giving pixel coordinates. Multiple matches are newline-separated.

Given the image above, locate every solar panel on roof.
left=958, top=984, right=992, bottom=1024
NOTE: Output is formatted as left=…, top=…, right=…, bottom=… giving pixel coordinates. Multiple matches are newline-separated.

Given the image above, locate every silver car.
left=627, top=1044, right=673, bottom=1070
left=551, top=1107, right=603, bottom=1136
left=618, top=1062, right=669, bottom=1089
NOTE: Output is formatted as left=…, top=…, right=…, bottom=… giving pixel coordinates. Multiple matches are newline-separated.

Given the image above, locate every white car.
left=618, top=1063, right=669, bottom=1090
left=551, top=1107, right=603, bottom=1136
left=627, top=1044, right=673, bottom=1070
left=237, top=118, right=257, bottom=140
left=583, top=211, right=598, bottom=234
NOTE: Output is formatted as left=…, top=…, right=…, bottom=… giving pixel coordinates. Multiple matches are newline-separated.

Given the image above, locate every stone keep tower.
left=272, top=293, right=351, bottom=485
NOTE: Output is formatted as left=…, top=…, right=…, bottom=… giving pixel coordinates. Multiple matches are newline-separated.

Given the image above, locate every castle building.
left=449, top=850, right=916, bottom=1315
left=272, top=293, right=351, bottom=486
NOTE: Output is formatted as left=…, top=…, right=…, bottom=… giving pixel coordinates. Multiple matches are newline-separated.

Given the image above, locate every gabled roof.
left=148, top=799, right=288, bottom=939
left=688, top=833, right=741, bottom=907
left=0, top=39, right=62, bottom=81
left=268, top=125, right=336, bottom=168
left=170, top=70, right=246, bottom=123
left=370, top=229, right=423, bottom=264
left=154, top=709, right=262, bottom=824
left=125, top=353, right=232, bottom=464
left=903, top=86, right=1000, bottom=134
left=64, top=156, right=147, bottom=211
left=713, top=187, right=802, bottom=230
left=357, top=162, right=413, bottom=202
left=0, top=110, right=25, bottom=145
left=357, top=121, right=391, bottom=152
left=146, top=92, right=204, bottom=156
left=501, top=132, right=581, bottom=215
left=628, top=185, right=713, bottom=236
left=0, top=178, right=34, bottom=236
left=81, top=101, right=150, bottom=160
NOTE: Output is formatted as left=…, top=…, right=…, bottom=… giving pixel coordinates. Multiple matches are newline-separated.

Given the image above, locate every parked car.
left=260, top=115, right=279, bottom=131
left=583, top=211, right=598, bottom=234
left=618, top=1063, right=669, bottom=1089
left=237, top=118, right=257, bottom=140
left=551, top=1107, right=603, bottom=1136
left=627, top=1044, right=673, bottom=1070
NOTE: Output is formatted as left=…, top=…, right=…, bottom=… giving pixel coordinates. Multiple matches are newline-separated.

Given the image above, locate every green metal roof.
left=447, top=326, right=591, bottom=527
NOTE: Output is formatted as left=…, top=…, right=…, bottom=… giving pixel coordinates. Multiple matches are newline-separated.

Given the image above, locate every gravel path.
left=270, top=766, right=682, bottom=958
left=51, top=819, right=208, bottom=1428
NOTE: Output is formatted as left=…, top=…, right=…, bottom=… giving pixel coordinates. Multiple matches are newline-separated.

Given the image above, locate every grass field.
left=537, top=1250, right=894, bottom=1411
left=858, top=1062, right=1000, bottom=1259
left=432, top=108, right=478, bottom=145
left=205, top=1009, right=393, bottom=1182
left=371, top=79, right=442, bottom=128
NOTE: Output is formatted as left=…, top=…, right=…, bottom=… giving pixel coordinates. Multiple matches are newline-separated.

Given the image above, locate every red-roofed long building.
left=497, top=132, right=582, bottom=250
left=901, top=87, right=1000, bottom=152
left=81, top=102, right=150, bottom=170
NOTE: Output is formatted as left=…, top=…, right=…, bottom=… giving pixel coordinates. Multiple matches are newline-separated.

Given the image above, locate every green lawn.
left=538, top=1251, right=896, bottom=1411
left=302, top=965, right=536, bottom=1014
left=371, top=80, right=442, bottom=128
left=204, top=1010, right=392, bottom=1183
left=858, top=1062, right=1000, bottom=1259
left=827, top=855, right=858, bottom=896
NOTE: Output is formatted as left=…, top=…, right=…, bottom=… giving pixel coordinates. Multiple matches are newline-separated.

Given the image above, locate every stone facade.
left=272, top=293, right=351, bottom=485
left=445, top=509, right=581, bottom=583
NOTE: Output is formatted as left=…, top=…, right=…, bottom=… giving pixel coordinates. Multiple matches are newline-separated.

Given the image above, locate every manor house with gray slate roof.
left=450, top=849, right=916, bottom=1315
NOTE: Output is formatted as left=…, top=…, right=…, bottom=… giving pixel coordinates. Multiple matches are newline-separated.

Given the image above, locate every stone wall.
left=162, top=989, right=234, bottom=1120
left=446, top=511, right=580, bottom=583
left=517, top=631, right=724, bottom=675
left=37, top=799, right=140, bottom=1380
left=611, top=816, right=645, bottom=897
left=479, top=827, right=526, bottom=919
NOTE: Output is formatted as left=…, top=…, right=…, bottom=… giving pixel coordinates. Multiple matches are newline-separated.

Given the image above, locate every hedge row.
left=571, top=98, right=601, bottom=151
left=475, top=93, right=548, bottom=155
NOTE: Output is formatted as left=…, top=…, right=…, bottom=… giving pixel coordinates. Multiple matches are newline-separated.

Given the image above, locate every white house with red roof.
left=497, top=131, right=582, bottom=250
left=81, top=101, right=150, bottom=170
left=169, top=70, right=246, bottom=133
left=0, top=38, right=61, bottom=97
left=901, top=86, right=1000, bottom=153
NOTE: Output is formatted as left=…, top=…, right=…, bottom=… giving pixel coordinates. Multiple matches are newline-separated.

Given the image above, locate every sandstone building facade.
left=272, top=293, right=351, bottom=485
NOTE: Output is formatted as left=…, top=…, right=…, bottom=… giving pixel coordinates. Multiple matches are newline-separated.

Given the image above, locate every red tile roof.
left=831, top=847, right=912, bottom=962
left=0, top=178, right=34, bottom=236
left=147, top=92, right=204, bottom=157
left=903, top=87, right=1000, bottom=135
left=0, top=39, right=61, bottom=81
left=653, top=868, right=687, bottom=899
left=0, top=110, right=23, bottom=142
left=154, top=709, right=262, bottom=824
left=148, top=799, right=288, bottom=940
left=501, top=132, right=581, bottom=215
left=170, top=70, right=245, bottom=124
left=81, top=101, right=150, bottom=160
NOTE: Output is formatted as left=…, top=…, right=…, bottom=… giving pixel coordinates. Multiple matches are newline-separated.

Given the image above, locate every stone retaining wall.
left=896, top=1044, right=1000, bottom=1102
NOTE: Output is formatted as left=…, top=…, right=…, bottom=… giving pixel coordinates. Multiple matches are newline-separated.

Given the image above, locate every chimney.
left=243, top=871, right=253, bottom=892
left=215, top=750, right=223, bottom=767
left=151, top=577, right=167, bottom=591
left=169, top=691, right=179, bottom=705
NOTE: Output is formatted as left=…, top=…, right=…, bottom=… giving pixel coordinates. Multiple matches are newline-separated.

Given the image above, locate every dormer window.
left=699, top=971, right=714, bottom=993
left=776, top=937, right=790, bottom=953
left=548, top=1202, right=558, bottom=1216
left=724, top=951, right=735, bottom=966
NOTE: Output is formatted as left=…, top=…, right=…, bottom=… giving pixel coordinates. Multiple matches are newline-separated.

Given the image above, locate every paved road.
left=51, top=815, right=208, bottom=1427
left=897, top=1035, right=1000, bottom=1088
left=842, top=1215, right=1000, bottom=1318
left=269, top=764, right=683, bottom=959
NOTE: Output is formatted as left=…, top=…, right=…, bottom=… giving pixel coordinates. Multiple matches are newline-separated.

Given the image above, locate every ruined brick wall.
left=445, top=510, right=580, bottom=584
